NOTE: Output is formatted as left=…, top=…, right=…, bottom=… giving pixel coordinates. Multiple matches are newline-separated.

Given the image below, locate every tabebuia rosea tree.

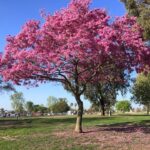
left=0, top=0, right=150, bottom=133
left=0, top=53, right=15, bottom=92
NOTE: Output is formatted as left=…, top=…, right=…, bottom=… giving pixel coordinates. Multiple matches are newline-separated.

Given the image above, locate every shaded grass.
left=0, top=115, right=150, bottom=150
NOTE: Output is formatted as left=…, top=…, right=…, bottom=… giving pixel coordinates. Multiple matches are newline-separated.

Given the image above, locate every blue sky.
left=0, top=0, right=135, bottom=110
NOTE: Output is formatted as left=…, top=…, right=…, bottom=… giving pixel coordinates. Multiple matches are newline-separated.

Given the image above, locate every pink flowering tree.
left=0, top=53, right=15, bottom=92
left=1, top=0, right=150, bottom=133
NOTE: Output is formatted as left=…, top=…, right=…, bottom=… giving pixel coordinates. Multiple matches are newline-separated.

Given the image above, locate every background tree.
left=121, top=0, right=150, bottom=40
left=89, top=103, right=100, bottom=112
left=116, top=100, right=132, bottom=113
left=33, top=105, right=40, bottom=113
left=131, top=73, right=150, bottom=115
left=0, top=108, right=5, bottom=115
left=84, top=83, right=114, bottom=116
left=1, top=0, right=150, bottom=133
left=142, top=105, right=147, bottom=112
left=83, top=69, right=129, bottom=116
left=84, top=77, right=129, bottom=116
left=25, top=101, right=34, bottom=114
left=47, top=96, right=58, bottom=112
left=33, top=104, right=48, bottom=114
left=52, top=98, right=70, bottom=113
left=10, top=92, right=25, bottom=113
left=39, top=104, right=48, bottom=113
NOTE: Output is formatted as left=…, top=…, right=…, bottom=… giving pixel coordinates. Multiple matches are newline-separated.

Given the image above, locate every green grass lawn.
left=0, top=115, right=150, bottom=150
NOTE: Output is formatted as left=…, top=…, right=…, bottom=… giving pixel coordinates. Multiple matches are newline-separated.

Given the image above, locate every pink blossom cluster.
left=0, top=0, right=150, bottom=86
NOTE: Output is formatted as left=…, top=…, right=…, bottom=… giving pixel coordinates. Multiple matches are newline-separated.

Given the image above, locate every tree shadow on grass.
left=0, top=116, right=149, bottom=133
left=89, top=120, right=150, bottom=134
left=116, top=114, right=150, bottom=117
left=41, top=116, right=113, bottom=124
left=0, top=119, right=33, bottom=130
left=0, top=119, right=32, bottom=125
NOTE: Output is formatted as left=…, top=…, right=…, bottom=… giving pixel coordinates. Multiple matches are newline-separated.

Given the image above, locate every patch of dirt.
left=53, top=125, right=150, bottom=150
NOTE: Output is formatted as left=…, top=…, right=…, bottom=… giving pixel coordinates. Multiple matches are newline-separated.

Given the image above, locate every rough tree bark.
left=74, top=96, right=83, bottom=133
left=100, top=98, right=105, bottom=116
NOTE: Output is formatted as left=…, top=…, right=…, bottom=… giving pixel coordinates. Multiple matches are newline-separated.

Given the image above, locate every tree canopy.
left=47, top=96, right=58, bottom=112
left=52, top=98, right=70, bottom=113
left=33, top=104, right=48, bottom=113
left=84, top=72, right=129, bottom=116
left=116, top=100, right=132, bottom=113
left=121, top=0, right=150, bottom=40
left=10, top=92, right=25, bottom=113
left=131, top=73, right=150, bottom=115
left=25, top=101, right=34, bottom=113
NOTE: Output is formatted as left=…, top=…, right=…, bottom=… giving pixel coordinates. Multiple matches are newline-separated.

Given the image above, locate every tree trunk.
left=109, top=109, right=111, bottom=117
left=100, top=98, right=105, bottom=116
left=75, top=96, right=83, bottom=133
left=147, top=104, right=150, bottom=115
left=101, top=105, right=105, bottom=116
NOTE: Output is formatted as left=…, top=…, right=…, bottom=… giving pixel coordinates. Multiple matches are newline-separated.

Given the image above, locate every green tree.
left=89, top=103, right=100, bottom=112
left=25, top=101, right=34, bottom=114
left=10, top=92, right=25, bottom=113
left=52, top=98, right=70, bottom=113
left=121, top=0, right=150, bottom=40
left=33, top=105, right=40, bottom=112
left=47, top=96, right=58, bottom=112
left=84, top=71, right=129, bottom=116
left=39, top=105, right=48, bottom=114
left=0, top=108, right=5, bottom=115
left=116, top=100, right=132, bottom=113
left=131, top=73, right=150, bottom=115
left=84, top=83, right=116, bottom=116
left=33, top=104, right=48, bottom=113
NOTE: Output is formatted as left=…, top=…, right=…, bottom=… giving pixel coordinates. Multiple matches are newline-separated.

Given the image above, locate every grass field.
left=0, top=114, right=150, bottom=150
